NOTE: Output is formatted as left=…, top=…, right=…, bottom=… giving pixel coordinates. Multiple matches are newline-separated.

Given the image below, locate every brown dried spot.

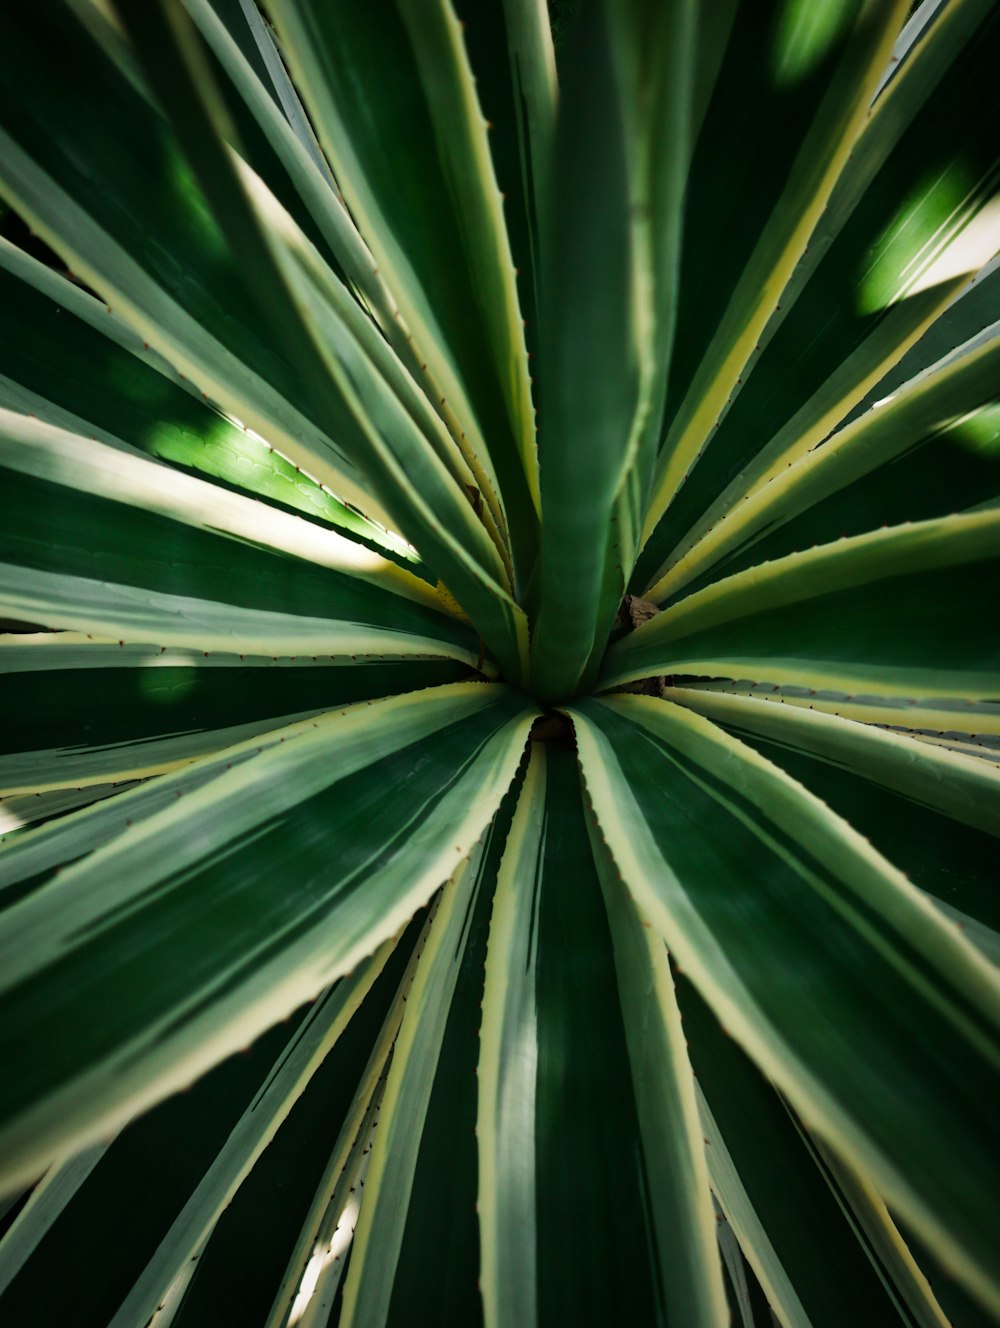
left=619, top=594, right=660, bottom=631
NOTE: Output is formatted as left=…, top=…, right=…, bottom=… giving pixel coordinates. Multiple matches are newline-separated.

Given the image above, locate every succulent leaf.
left=0, top=2, right=998, bottom=1324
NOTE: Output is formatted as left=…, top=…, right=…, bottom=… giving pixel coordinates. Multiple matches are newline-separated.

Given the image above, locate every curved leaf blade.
left=572, top=694, right=1000, bottom=1317
left=0, top=683, right=535, bottom=1191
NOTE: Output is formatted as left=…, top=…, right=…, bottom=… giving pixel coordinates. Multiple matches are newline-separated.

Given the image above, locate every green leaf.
left=186, top=0, right=445, bottom=390
left=845, top=257, right=1000, bottom=428
left=0, top=3, right=384, bottom=522
left=572, top=694, right=1000, bottom=1315
left=0, top=697, right=342, bottom=904
left=0, top=782, right=143, bottom=844
left=642, top=0, right=910, bottom=544
left=497, top=0, right=558, bottom=314
left=637, top=0, right=999, bottom=593
left=2, top=4, right=999, bottom=1323
left=668, top=686, right=1000, bottom=961
left=105, top=948, right=393, bottom=1328
left=587, top=820, right=728, bottom=1328
left=0, top=682, right=535, bottom=1191
left=206, top=0, right=331, bottom=172
left=678, top=974, right=913, bottom=1328
left=651, top=327, right=1000, bottom=603
left=0, top=922, right=421, bottom=1328
left=477, top=741, right=724, bottom=1327
left=111, top=0, right=528, bottom=679
left=810, top=1136, right=953, bottom=1328
left=0, top=1003, right=317, bottom=1325
left=273, top=240, right=531, bottom=678
left=338, top=833, right=491, bottom=1327
left=0, top=1139, right=116, bottom=1299
left=255, top=916, right=431, bottom=1328
left=0, top=412, right=480, bottom=664
left=603, top=510, right=1000, bottom=699
left=0, top=634, right=464, bottom=795
left=267, top=0, right=540, bottom=587
left=667, top=677, right=1000, bottom=749
left=664, top=684, right=1000, bottom=835
left=179, top=0, right=511, bottom=569
left=379, top=799, right=513, bottom=1328
left=0, top=239, right=410, bottom=558
left=529, top=0, right=695, bottom=702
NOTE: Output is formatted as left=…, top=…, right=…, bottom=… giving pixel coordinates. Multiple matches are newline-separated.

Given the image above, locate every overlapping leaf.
left=0, top=2, right=998, bottom=1325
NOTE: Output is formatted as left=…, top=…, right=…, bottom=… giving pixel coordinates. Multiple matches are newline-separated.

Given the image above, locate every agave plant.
left=0, top=0, right=998, bottom=1324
